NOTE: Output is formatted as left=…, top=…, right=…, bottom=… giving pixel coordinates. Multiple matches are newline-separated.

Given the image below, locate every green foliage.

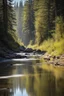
left=22, top=0, right=35, bottom=45
left=15, top=1, right=23, bottom=42
left=28, top=0, right=64, bottom=56
left=28, top=37, right=64, bottom=56
left=0, top=0, right=20, bottom=50
left=38, top=38, right=64, bottom=56
left=33, top=0, right=55, bottom=45
left=55, top=16, right=64, bottom=40
left=34, top=0, right=48, bottom=44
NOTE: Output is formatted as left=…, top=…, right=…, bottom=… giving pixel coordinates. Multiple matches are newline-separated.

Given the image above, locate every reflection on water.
left=14, top=88, right=28, bottom=96
left=0, top=59, right=64, bottom=96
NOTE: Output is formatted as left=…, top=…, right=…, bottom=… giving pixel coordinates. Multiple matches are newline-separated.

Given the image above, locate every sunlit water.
left=0, top=57, right=64, bottom=96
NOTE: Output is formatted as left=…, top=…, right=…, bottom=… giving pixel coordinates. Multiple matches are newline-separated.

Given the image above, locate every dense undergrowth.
left=28, top=38, right=64, bottom=56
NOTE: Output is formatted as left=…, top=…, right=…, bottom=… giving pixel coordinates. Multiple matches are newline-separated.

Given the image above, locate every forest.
left=0, top=0, right=64, bottom=58
left=0, top=1, right=64, bottom=96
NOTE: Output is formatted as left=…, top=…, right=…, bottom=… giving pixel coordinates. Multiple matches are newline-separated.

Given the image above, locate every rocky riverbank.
left=42, top=53, right=64, bottom=66
left=0, top=45, right=46, bottom=60
left=0, top=45, right=64, bottom=66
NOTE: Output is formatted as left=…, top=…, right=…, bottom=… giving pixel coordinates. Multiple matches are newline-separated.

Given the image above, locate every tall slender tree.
left=0, top=0, right=4, bottom=35
left=0, top=0, right=19, bottom=49
left=34, top=0, right=49, bottom=45
left=23, top=0, right=35, bottom=45
left=17, top=1, right=23, bottom=41
left=3, top=0, right=8, bottom=34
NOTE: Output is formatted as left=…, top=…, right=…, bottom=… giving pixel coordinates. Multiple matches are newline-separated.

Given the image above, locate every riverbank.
left=27, top=38, right=64, bottom=66
left=42, top=53, right=64, bottom=66
left=0, top=45, right=64, bottom=66
left=0, top=45, right=44, bottom=62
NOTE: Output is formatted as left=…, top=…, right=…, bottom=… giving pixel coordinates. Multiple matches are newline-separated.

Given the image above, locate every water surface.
left=0, top=58, right=64, bottom=96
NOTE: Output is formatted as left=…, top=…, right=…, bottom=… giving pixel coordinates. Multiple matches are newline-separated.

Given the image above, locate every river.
left=0, top=57, right=64, bottom=96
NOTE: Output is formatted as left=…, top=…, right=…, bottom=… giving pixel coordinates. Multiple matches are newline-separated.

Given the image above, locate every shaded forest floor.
left=0, top=40, right=64, bottom=66
left=27, top=38, right=64, bottom=66
left=28, top=38, right=64, bottom=56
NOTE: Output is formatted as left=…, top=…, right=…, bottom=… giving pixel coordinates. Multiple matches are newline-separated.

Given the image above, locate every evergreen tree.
left=23, top=0, right=35, bottom=45
left=54, top=0, right=64, bottom=40
left=34, top=0, right=49, bottom=45
left=0, top=0, right=4, bottom=35
left=33, top=0, right=56, bottom=45
left=3, top=0, right=8, bottom=33
left=17, top=1, right=23, bottom=41
left=47, top=0, right=55, bottom=33
left=0, top=0, right=19, bottom=49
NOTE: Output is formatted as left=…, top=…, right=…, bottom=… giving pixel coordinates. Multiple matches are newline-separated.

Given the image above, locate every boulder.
left=60, top=54, right=64, bottom=59
left=5, top=54, right=27, bottom=59
left=33, top=49, right=46, bottom=54
left=19, top=46, right=26, bottom=51
left=24, top=48, right=33, bottom=53
left=14, top=55, right=27, bottom=59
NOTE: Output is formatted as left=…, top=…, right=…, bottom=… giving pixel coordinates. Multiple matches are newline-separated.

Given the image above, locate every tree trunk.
left=3, top=0, right=8, bottom=33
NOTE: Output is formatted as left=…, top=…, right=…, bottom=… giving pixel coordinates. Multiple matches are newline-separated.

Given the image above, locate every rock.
left=24, top=48, right=33, bottom=53
left=55, top=62, right=60, bottom=65
left=43, top=53, right=51, bottom=61
left=60, top=54, right=64, bottom=59
left=36, top=49, right=41, bottom=53
left=19, top=46, right=26, bottom=51
left=53, top=56, right=56, bottom=59
left=0, top=51, right=7, bottom=58
left=5, top=54, right=27, bottom=59
left=44, top=56, right=50, bottom=61
left=0, top=57, right=4, bottom=60
left=14, top=55, right=27, bottom=59
left=33, top=49, right=46, bottom=54
left=41, top=50, right=46, bottom=54
left=56, top=56, right=60, bottom=59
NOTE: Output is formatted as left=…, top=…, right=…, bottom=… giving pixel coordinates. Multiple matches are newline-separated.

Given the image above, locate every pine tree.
left=17, top=1, right=23, bottom=41
left=3, top=0, right=8, bottom=34
left=23, top=0, right=35, bottom=45
left=0, top=0, right=4, bottom=35
left=34, top=0, right=49, bottom=45
left=47, top=0, right=55, bottom=37
left=33, top=0, right=56, bottom=45
left=7, top=0, right=19, bottom=49
left=0, top=0, right=19, bottom=49
left=55, top=0, right=64, bottom=40
left=7, top=0, right=16, bottom=34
